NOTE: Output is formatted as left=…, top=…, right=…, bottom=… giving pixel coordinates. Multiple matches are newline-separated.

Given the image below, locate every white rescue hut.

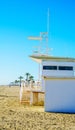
left=30, top=55, right=75, bottom=113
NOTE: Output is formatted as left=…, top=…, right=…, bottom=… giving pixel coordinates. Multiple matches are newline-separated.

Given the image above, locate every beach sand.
left=0, top=86, right=75, bottom=130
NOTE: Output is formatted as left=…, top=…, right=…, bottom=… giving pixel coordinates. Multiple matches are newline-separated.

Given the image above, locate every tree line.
left=9, top=73, right=35, bottom=87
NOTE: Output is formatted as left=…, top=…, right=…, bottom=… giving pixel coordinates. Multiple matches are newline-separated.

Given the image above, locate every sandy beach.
left=0, top=86, right=75, bottom=130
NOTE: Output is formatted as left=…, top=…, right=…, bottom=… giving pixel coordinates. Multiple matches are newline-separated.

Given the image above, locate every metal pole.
left=47, top=8, right=49, bottom=35
left=46, top=8, right=50, bottom=55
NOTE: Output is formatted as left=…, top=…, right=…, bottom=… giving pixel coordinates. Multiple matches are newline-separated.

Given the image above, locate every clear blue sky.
left=0, top=0, right=75, bottom=85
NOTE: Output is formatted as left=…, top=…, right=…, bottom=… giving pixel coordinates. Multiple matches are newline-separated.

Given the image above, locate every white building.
left=30, top=55, right=75, bottom=113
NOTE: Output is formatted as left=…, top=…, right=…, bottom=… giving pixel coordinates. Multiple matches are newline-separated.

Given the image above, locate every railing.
left=20, top=81, right=42, bottom=103
left=20, top=85, right=23, bottom=102
left=22, top=81, right=42, bottom=90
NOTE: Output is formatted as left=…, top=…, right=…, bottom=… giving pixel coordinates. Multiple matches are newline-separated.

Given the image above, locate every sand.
left=0, top=86, right=75, bottom=130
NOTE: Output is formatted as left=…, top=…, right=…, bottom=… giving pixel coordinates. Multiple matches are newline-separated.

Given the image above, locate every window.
left=58, top=66, right=73, bottom=71
left=43, top=66, right=57, bottom=70
left=43, top=65, right=73, bottom=71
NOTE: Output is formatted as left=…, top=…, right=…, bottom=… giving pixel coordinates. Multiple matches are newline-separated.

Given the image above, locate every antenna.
left=28, top=8, right=51, bottom=82
left=47, top=8, right=49, bottom=35
left=28, top=34, right=42, bottom=55
left=46, top=8, right=50, bottom=54
left=28, top=8, right=51, bottom=56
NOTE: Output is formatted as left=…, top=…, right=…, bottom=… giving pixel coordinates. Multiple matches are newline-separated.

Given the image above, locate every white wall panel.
left=42, top=61, right=75, bottom=77
left=45, top=79, right=75, bottom=113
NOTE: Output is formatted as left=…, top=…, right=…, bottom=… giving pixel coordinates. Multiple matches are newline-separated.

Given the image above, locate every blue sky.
left=0, top=0, right=75, bottom=85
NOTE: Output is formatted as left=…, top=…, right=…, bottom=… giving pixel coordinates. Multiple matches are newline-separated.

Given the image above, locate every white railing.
left=21, top=81, right=41, bottom=91
left=20, top=85, right=23, bottom=102
left=20, top=81, right=42, bottom=103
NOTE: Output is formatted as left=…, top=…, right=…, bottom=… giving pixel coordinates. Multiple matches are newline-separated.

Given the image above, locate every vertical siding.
left=45, top=79, right=75, bottom=113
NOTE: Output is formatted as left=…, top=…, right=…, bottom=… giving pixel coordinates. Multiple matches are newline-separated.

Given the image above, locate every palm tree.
left=18, top=76, right=23, bottom=87
left=29, top=75, right=35, bottom=88
left=14, top=80, right=19, bottom=86
left=29, top=75, right=34, bottom=81
left=25, top=73, right=30, bottom=82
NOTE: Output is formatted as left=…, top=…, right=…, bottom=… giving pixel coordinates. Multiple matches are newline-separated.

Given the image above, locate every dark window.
left=59, top=66, right=73, bottom=71
left=43, top=66, right=57, bottom=70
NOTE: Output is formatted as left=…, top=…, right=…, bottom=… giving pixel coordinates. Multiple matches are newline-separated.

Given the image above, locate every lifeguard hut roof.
left=29, top=55, right=75, bottom=63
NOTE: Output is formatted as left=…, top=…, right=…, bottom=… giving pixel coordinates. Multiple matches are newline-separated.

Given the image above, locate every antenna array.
left=28, top=8, right=51, bottom=56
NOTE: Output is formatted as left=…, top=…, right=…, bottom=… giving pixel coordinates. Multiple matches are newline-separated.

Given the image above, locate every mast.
left=46, top=8, right=50, bottom=55
left=28, top=8, right=50, bottom=81
left=47, top=8, right=49, bottom=35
